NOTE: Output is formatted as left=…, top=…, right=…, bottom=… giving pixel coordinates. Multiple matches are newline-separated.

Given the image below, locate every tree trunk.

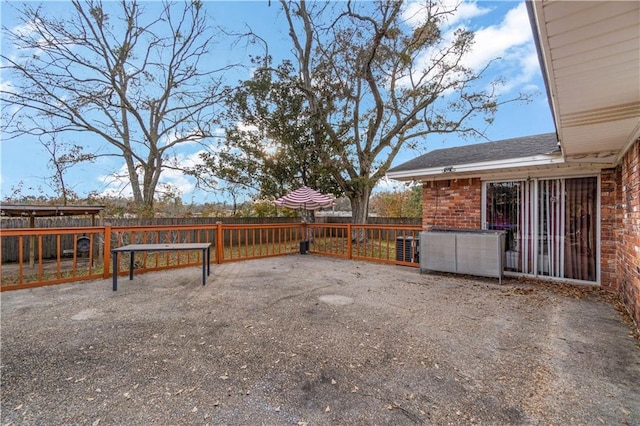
left=350, top=186, right=371, bottom=242
left=350, top=187, right=371, bottom=224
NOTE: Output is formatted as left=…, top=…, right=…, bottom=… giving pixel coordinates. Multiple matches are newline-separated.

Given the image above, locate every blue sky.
left=0, top=0, right=555, bottom=204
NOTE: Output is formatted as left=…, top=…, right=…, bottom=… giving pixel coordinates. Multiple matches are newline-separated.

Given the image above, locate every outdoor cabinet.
left=420, top=229, right=506, bottom=283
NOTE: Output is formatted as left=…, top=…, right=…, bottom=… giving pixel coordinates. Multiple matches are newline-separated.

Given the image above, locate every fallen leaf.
left=14, top=403, right=23, bottom=410
left=219, top=374, right=229, bottom=380
left=92, top=419, right=101, bottom=426
left=325, top=406, right=330, bottom=413
left=191, top=406, right=198, bottom=413
left=331, top=379, right=337, bottom=385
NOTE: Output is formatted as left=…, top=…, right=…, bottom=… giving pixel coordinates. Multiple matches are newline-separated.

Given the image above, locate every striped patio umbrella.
left=273, top=186, right=334, bottom=211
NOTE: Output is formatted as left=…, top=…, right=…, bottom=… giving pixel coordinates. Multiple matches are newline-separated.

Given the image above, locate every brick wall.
left=600, top=168, right=621, bottom=291
left=618, top=139, right=640, bottom=330
left=422, top=178, right=482, bottom=231
left=420, top=160, right=640, bottom=332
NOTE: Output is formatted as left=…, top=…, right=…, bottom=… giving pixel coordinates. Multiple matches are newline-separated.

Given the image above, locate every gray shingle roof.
left=388, top=133, right=560, bottom=173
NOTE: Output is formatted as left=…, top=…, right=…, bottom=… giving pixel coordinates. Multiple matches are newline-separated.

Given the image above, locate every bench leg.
left=112, top=252, right=118, bottom=291
left=129, top=252, right=134, bottom=280
left=202, top=249, right=205, bottom=285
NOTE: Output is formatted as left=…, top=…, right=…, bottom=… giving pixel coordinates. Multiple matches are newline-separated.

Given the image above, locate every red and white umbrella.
left=273, top=186, right=334, bottom=211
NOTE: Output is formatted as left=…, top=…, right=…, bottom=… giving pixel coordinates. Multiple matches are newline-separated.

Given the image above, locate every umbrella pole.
left=300, top=209, right=311, bottom=254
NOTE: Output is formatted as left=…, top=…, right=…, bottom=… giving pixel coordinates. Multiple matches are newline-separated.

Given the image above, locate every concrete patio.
left=1, top=255, right=639, bottom=425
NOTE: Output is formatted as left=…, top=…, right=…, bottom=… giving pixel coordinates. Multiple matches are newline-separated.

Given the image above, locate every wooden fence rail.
left=0, top=216, right=302, bottom=263
left=0, top=216, right=420, bottom=263
left=1, top=222, right=422, bottom=291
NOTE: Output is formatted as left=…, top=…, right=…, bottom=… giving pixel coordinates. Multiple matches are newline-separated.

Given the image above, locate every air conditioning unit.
left=396, top=236, right=419, bottom=263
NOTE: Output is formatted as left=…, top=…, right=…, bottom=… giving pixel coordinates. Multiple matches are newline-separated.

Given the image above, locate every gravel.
left=2, top=255, right=639, bottom=425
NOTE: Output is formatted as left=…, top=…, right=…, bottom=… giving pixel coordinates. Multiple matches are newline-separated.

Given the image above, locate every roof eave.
left=387, top=154, right=566, bottom=182
left=526, top=0, right=560, bottom=146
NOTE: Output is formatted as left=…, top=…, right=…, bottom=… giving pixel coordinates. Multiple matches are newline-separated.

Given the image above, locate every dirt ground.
left=1, top=255, right=639, bottom=425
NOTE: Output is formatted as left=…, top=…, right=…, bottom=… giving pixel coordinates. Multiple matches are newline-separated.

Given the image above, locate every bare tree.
left=1, top=0, right=231, bottom=215
left=279, top=0, right=529, bottom=224
left=40, top=133, right=97, bottom=205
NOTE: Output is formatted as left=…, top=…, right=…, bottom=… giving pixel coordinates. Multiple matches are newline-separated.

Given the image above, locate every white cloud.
left=160, top=151, right=205, bottom=194
left=97, top=150, right=207, bottom=199
left=375, top=177, right=412, bottom=193
left=460, top=2, right=532, bottom=72
left=10, top=18, right=66, bottom=59
left=0, top=76, right=13, bottom=92
left=489, top=48, right=541, bottom=96
left=236, top=121, right=260, bottom=133
left=403, top=0, right=491, bottom=30
left=12, top=20, right=39, bottom=39
left=403, top=1, right=537, bottom=97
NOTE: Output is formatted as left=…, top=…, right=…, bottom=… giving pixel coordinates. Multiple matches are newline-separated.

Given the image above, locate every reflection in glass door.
left=485, top=177, right=597, bottom=283
left=486, top=181, right=524, bottom=272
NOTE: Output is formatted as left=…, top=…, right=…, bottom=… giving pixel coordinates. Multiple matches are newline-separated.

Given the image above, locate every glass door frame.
left=481, top=174, right=601, bottom=285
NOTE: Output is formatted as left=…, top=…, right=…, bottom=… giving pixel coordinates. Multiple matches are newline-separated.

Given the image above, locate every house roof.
left=387, top=133, right=565, bottom=181
left=389, top=133, right=559, bottom=173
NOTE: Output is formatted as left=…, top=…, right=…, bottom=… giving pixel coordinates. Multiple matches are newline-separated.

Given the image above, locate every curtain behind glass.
left=564, top=177, right=597, bottom=281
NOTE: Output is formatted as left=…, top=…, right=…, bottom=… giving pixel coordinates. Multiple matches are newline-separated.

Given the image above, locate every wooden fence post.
left=347, top=224, right=352, bottom=259
left=103, top=226, right=111, bottom=279
left=216, top=222, right=223, bottom=264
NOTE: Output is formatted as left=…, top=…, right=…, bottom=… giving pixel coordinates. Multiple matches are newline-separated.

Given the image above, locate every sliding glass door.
left=485, top=176, right=597, bottom=283
left=563, top=177, right=597, bottom=281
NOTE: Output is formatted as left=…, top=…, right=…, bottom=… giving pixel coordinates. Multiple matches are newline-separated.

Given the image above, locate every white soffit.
left=386, top=154, right=565, bottom=181
left=531, top=0, right=640, bottom=163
